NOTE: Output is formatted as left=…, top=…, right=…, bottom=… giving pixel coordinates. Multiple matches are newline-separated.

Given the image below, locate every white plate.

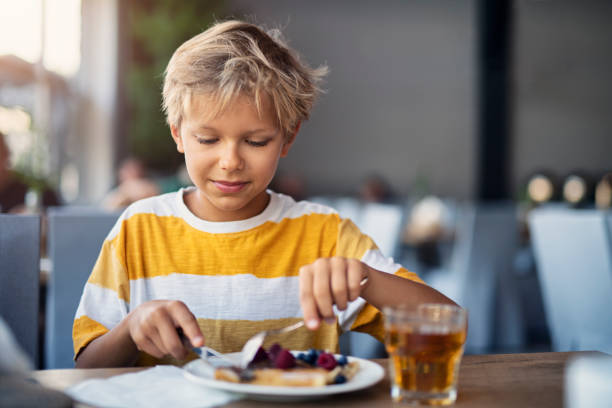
left=183, top=352, right=385, bottom=402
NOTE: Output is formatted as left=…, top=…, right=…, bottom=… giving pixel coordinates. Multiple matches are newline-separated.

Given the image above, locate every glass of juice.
left=383, top=304, right=467, bottom=405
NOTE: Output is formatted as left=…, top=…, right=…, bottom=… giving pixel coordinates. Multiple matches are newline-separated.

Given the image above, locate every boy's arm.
left=75, top=314, right=139, bottom=368
left=299, top=257, right=456, bottom=331
left=360, top=264, right=456, bottom=311
left=75, top=300, right=204, bottom=368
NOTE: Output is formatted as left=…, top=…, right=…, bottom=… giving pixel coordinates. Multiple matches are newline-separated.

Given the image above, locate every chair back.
left=307, top=196, right=406, bottom=259
left=358, top=202, right=405, bottom=258
left=0, top=214, right=40, bottom=366
left=465, top=203, right=521, bottom=352
left=45, top=208, right=120, bottom=368
left=426, top=203, right=521, bottom=353
left=529, top=208, right=612, bottom=353
left=334, top=197, right=363, bottom=227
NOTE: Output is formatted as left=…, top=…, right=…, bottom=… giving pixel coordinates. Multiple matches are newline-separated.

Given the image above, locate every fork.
left=178, top=328, right=237, bottom=367
left=179, top=321, right=307, bottom=368
left=239, top=276, right=369, bottom=368
left=239, top=320, right=305, bottom=368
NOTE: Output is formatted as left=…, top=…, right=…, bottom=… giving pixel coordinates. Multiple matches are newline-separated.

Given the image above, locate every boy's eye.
left=196, top=137, right=218, bottom=145
left=246, top=139, right=269, bottom=147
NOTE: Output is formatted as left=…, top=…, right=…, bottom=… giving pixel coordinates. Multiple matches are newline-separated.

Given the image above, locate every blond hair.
left=162, top=20, right=328, bottom=138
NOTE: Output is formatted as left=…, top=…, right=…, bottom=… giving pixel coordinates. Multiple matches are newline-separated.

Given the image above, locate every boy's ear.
left=281, top=121, right=301, bottom=157
left=170, top=124, right=185, bottom=153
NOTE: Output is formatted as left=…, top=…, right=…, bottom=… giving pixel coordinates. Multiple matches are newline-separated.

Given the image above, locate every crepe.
left=215, top=361, right=359, bottom=387
left=214, top=345, right=359, bottom=387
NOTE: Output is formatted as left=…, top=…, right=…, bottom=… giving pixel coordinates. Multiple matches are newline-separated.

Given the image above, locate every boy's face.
left=171, top=93, right=295, bottom=221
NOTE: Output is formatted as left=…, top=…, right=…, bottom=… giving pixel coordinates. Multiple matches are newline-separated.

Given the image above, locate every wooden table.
left=30, top=351, right=598, bottom=407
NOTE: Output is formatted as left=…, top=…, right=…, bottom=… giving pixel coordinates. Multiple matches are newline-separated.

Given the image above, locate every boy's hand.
left=127, top=300, right=204, bottom=360
left=298, top=257, right=369, bottom=330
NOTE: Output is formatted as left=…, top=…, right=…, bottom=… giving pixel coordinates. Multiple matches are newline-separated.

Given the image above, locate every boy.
left=73, top=20, right=456, bottom=368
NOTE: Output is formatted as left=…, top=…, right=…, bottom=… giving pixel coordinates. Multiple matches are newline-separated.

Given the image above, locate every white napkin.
left=65, top=365, right=242, bottom=408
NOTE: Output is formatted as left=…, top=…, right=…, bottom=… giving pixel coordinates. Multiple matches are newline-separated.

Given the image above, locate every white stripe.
left=175, top=189, right=339, bottom=233
left=277, top=195, right=338, bottom=220
left=361, top=249, right=403, bottom=274
left=107, top=189, right=340, bottom=239
left=336, top=298, right=367, bottom=332
left=127, top=273, right=367, bottom=327
left=129, top=274, right=303, bottom=321
left=106, top=191, right=178, bottom=240
left=75, top=283, right=129, bottom=329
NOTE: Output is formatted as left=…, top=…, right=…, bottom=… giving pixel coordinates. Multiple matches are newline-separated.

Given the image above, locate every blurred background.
left=1, top=0, right=612, bottom=365
left=2, top=0, right=610, bottom=205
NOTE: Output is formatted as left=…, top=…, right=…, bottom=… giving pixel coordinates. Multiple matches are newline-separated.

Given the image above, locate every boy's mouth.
left=213, top=180, right=249, bottom=193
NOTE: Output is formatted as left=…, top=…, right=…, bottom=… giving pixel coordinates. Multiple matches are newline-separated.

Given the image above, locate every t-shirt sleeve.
left=334, top=217, right=425, bottom=343
left=72, top=218, right=130, bottom=359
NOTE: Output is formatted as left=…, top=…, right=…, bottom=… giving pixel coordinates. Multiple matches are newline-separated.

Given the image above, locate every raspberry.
left=316, top=352, right=337, bottom=370
left=275, top=349, right=296, bottom=369
left=268, top=343, right=283, bottom=362
left=249, top=346, right=269, bottom=366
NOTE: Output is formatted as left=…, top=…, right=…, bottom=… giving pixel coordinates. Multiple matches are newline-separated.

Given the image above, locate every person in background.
left=358, top=173, right=395, bottom=203
left=73, top=20, right=457, bottom=368
left=0, top=131, right=60, bottom=213
left=101, top=157, right=160, bottom=210
left=156, top=163, right=192, bottom=194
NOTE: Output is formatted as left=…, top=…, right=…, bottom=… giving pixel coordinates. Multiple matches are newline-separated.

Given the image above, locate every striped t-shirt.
left=73, top=188, right=423, bottom=365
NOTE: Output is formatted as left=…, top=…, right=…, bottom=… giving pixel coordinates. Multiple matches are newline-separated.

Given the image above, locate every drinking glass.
left=383, top=304, right=467, bottom=405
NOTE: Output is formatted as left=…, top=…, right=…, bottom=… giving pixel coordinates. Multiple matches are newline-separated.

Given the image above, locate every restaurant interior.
left=1, top=1, right=611, bottom=407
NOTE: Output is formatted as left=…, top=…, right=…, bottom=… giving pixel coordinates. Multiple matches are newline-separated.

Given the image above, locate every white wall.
left=231, top=0, right=477, bottom=199
left=512, top=0, right=612, bottom=194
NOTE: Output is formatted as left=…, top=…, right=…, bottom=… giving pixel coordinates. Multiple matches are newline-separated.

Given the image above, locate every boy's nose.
left=218, top=143, right=244, bottom=171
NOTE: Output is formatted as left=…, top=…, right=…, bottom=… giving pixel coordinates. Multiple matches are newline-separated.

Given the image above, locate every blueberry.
left=304, top=353, right=316, bottom=365
left=334, top=374, right=347, bottom=384
left=305, top=349, right=319, bottom=364
left=337, top=355, right=348, bottom=366
left=297, top=352, right=307, bottom=361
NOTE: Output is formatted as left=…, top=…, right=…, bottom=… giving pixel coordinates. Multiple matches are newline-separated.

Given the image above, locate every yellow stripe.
left=395, top=267, right=425, bottom=284
left=197, top=317, right=340, bottom=354
left=73, top=315, right=109, bottom=359
left=351, top=303, right=386, bottom=343
left=107, top=212, right=339, bottom=280
left=336, top=218, right=377, bottom=259
left=133, top=318, right=341, bottom=367
left=87, top=240, right=131, bottom=302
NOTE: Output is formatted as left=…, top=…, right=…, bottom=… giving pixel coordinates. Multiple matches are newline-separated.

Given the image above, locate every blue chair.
left=44, top=208, right=120, bottom=368
left=0, top=214, right=40, bottom=367
left=359, top=202, right=405, bottom=259
left=529, top=208, right=612, bottom=354
left=425, top=203, right=523, bottom=353
left=335, top=197, right=363, bottom=227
